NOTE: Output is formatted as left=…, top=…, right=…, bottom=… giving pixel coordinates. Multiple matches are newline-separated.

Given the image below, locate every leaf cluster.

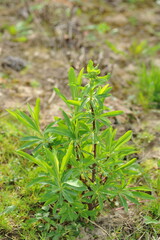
left=8, top=60, right=154, bottom=225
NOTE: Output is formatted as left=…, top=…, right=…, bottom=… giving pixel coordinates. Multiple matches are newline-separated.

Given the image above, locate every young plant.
left=137, top=64, right=160, bottom=109
left=8, top=61, right=154, bottom=232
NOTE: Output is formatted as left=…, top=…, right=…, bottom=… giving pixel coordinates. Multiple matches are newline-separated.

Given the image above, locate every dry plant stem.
left=85, top=217, right=112, bottom=239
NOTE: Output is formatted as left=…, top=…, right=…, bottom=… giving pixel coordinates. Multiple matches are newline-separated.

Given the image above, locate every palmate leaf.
left=122, top=191, right=139, bottom=205
left=7, top=109, right=38, bottom=132
left=45, top=126, right=75, bottom=139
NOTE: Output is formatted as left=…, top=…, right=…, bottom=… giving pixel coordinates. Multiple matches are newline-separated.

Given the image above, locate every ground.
left=0, top=0, right=160, bottom=239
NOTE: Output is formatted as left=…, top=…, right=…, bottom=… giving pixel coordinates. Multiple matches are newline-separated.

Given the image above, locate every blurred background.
left=0, top=0, right=160, bottom=119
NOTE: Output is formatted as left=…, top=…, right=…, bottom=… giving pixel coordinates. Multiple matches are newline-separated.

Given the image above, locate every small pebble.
left=1, top=56, right=27, bottom=71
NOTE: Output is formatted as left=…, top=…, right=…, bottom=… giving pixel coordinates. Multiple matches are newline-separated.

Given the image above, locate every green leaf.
left=98, top=84, right=110, bottom=95
left=67, top=100, right=81, bottom=106
left=41, top=189, right=59, bottom=202
left=68, top=67, right=76, bottom=84
left=45, top=127, right=75, bottom=139
left=62, top=189, right=74, bottom=203
left=7, top=109, right=37, bottom=131
left=17, top=150, right=51, bottom=173
left=44, top=195, right=59, bottom=205
left=33, top=98, right=40, bottom=128
left=18, top=111, right=38, bottom=131
left=123, top=193, right=139, bottom=205
left=64, top=179, right=86, bottom=191
left=0, top=205, right=17, bottom=216
left=18, top=140, right=41, bottom=150
left=54, top=88, right=70, bottom=108
left=119, top=195, right=128, bottom=211
left=27, top=176, right=51, bottom=187
left=114, top=131, right=132, bottom=150
left=116, top=158, right=136, bottom=171
left=131, top=191, right=155, bottom=200
left=77, top=68, right=84, bottom=85
left=87, top=60, right=94, bottom=73
left=60, top=141, right=73, bottom=175
left=129, top=186, right=152, bottom=191
left=21, top=136, right=42, bottom=141
left=62, top=111, right=71, bottom=128
left=68, top=67, right=77, bottom=99
left=100, top=110, right=123, bottom=117
left=45, top=149, right=59, bottom=180
left=144, top=216, right=160, bottom=225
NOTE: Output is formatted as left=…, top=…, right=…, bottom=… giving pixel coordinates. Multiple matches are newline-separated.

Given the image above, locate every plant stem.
left=90, top=102, right=97, bottom=182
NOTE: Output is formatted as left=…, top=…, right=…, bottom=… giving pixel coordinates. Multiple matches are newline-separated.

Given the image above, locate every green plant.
left=137, top=64, right=160, bottom=108
left=129, top=40, right=160, bottom=58
left=5, top=17, right=33, bottom=42
left=8, top=61, right=154, bottom=236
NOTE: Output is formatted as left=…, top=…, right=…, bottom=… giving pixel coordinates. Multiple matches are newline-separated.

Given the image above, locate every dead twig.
left=84, top=217, right=112, bottom=239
